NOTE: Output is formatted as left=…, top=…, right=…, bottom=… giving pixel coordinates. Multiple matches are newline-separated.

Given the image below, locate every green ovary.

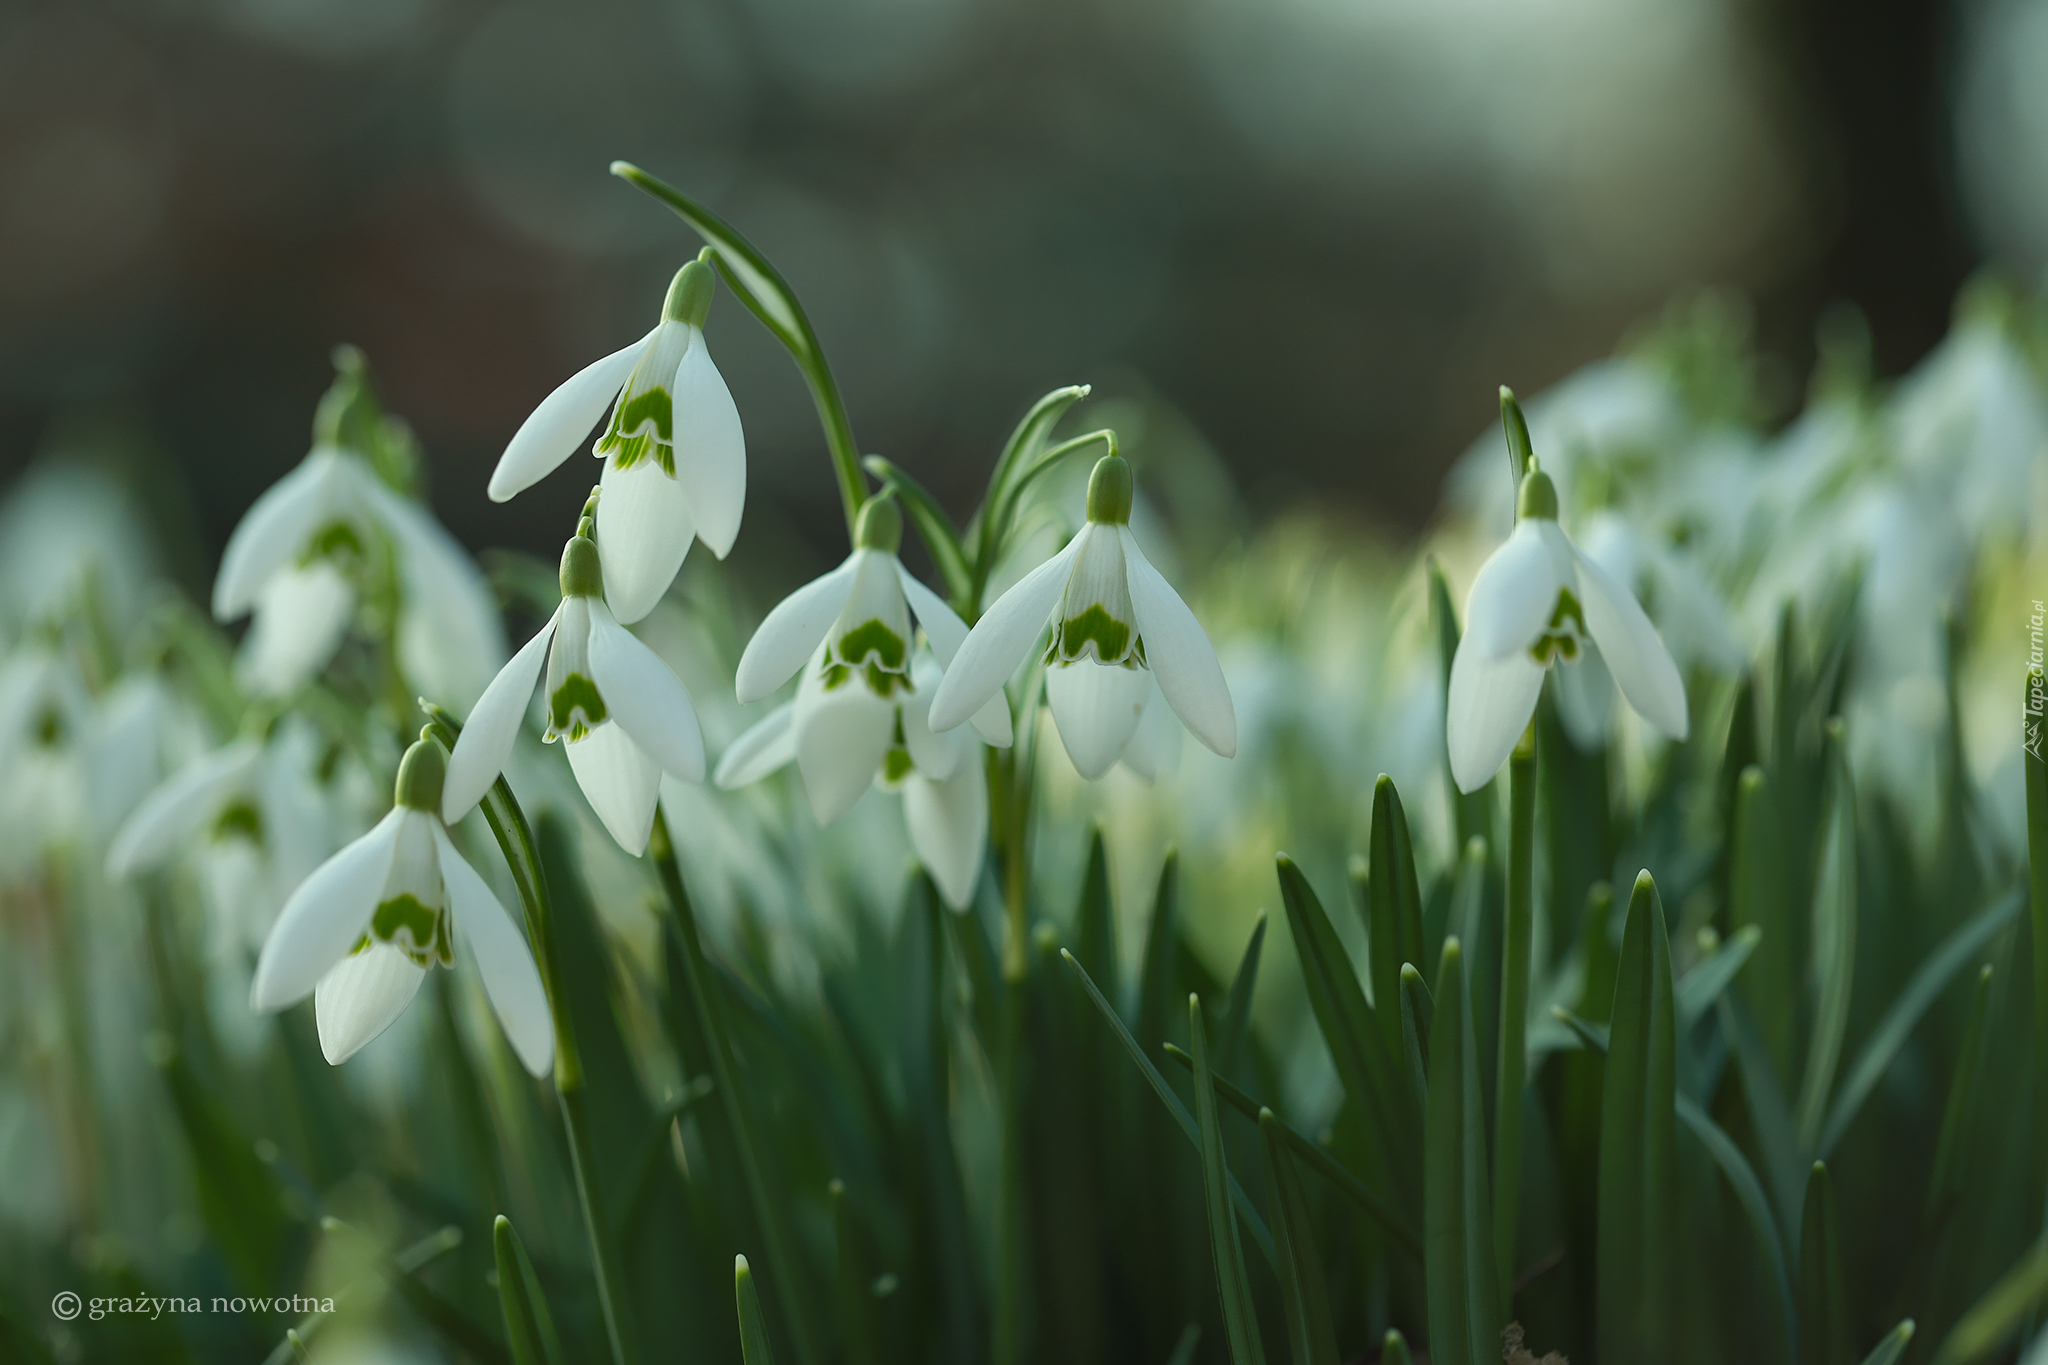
left=371, top=893, right=453, bottom=968
left=549, top=674, right=609, bottom=740
left=302, top=520, right=365, bottom=568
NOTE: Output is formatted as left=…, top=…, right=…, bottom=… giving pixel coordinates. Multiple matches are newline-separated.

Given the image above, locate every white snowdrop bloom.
left=442, top=528, right=706, bottom=857
left=250, top=734, right=553, bottom=1075
left=486, top=259, right=745, bottom=625
left=108, top=718, right=334, bottom=948
left=1890, top=318, right=2047, bottom=536
left=1447, top=465, right=1689, bottom=793
left=928, top=455, right=1236, bottom=780
left=718, top=649, right=993, bottom=909
left=213, top=445, right=505, bottom=708
left=0, top=647, right=91, bottom=872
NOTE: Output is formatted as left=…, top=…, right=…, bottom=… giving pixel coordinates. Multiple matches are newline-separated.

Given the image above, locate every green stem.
left=991, top=672, right=1043, bottom=1365
left=558, top=1085, right=636, bottom=1365
left=1494, top=723, right=1536, bottom=1307
left=649, top=807, right=820, bottom=1365
left=970, top=430, right=1114, bottom=616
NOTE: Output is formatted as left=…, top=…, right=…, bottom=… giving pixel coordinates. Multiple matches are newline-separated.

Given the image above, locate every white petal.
left=1462, top=520, right=1572, bottom=662
left=1119, top=528, right=1235, bottom=759
left=967, top=691, right=1014, bottom=748
left=899, top=675, right=966, bottom=782
left=1045, top=662, right=1152, bottom=780
left=898, top=565, right=968, bottom=666
left=713, top=702, right=798, bottom=788
left=489, top=331, right=653, bottom=502
left=1119, top=683, right=1184, bottom=783
left=794, top=662, right=895, bottom=824
left=108, top=739, right=263, bottom=879
left=586, top=601, right=705, bottom=782
left=313, top=943, right=427, bottom=1064
left=904, top=761, right=987, bottom=911
left=213, top=451, right=341, bottom=620
left=435, top=825, right=553, bottom=1077
left=1571, top=542, right=1689, bottom=739
left=442, top=612, right=557, bottom=824
left=236, top=562, right=357, bottom=696
left=733, top=556, right=859, bottom=703
left=1446, top=643, right=1545, bottom=794
left=596, top=453, right=697, bottom=626
left=251, top=808, right=405, bottom=1011
left=564, top=723, right=662, bottom=855
left=671, top=328, right=746, bottom=559
left=927, top=538, right=1081, bottom=733
left=359, top=479, right=510, bottom=711
left=1552, top=651, right=1614, bottom=751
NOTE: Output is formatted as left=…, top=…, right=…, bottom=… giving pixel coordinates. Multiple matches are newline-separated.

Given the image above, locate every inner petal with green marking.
left=365, top=892, right=454, bottom=969
left=547, top=673, right=609, bottom=742
left=592, top=322, right=690, bottom=476
left=1528, top=588, right=1588, bottom=666
left=211, top=799, right=263, bottom=844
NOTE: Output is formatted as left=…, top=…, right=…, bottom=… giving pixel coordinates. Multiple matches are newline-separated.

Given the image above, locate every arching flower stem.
left=421, top=704, right=635, bottom=1365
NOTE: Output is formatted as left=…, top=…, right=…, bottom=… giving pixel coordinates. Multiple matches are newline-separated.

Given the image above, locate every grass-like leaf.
left=1674, top=1096, right=1794, bottom=1359
left=1926, top=966, right=1994, bottom=1226
left=1676, top=923, right=1761, bottom=1030
left=1424, top=937, right=1499, bottom=1365
left=1191, top=994, right=1267, bottom=1365
left=1598, top=871, right=1676, bottom=1362
left=1930, top=1237, right=2048, bottom=1365
left=737, top=1256, right=778, bottom=1365
left=1399, top=964, right=1432, bottom=1111
left=1796, top=722, right=1858, bottom=1151
left=1218, top=910, right=1268, bottom=1075
left=1799, top=1162, right=1849, bottom=1365
left=494, top=1216, right=565, bottom=1365
left=1858, top=1319, right=1914, bottom=1365
left=1258, top=1110, right=1340, bottom=1365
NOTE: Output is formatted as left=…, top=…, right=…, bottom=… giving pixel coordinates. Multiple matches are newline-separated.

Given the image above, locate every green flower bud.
left=855, top=496, right=902, bottom=553
left=1085, top=454, right=1134, bottom=526
left=662, top=259, right=716, bottom=329
left=560, top=534, right=604, bottom=599
left=394, top=732, right=448, bottom=812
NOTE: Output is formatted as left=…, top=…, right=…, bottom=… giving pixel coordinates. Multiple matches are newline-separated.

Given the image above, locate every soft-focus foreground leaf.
left=1675, top=1095, right=1794, bottom=1358
left=1676, top=923, right=1760, bottom=1029
left=1367, top=775, right=1426, bottom=1065
left=1380, top=1328, right=1414, bottom=1365
left=149, top=1035, right=292, bottom=1295
left=494, top=1215, right=565, bottom=1365
left=1927, top=967, right=1994, bottom=1226
left=1258, top=1108, right=1339, bottom=1365
left=1931, top=1238, right=2048, bottom=1365
left=1598, top=871, right=1676, bottom=1362
left=1190, top=995, right=1266, bottom=1365
left=737, top=1256, right=778, bottom=1365
left=1424, top=936, right=1498, bottom=1365
left=1858, top=1320, right=1914, bottom=1365
left=1796, top=722, right=1857, bottom=1151
left=1218, top=909, right=1267, bottom=1075
left=1800, top=1162, right=1849, bottom=1365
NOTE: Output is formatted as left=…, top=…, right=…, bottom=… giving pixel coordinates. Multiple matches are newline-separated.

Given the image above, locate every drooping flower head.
left=249, top=732, right=553, bottom=1074
left=486, top=256, right=745, bottom=625
left=719, top=496, right=1009, bottom=907
left=928, top=454, right=1236, bottom=779
left=442, top=511, right=706, bottom=856
left=1446, top=462, right=1688, bottom=793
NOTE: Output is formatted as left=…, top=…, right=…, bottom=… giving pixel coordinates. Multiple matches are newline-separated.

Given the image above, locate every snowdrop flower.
left=442, top=523, right=705, bottom=856
left=485, top=258, right=744, bottom=625
left=928, top=455, right=1236, bottom=779
left=1448, top=465, right=1688, bottom=792
left=214, top=445, right=505, bottom=708
left=108, top=718, right=334, bottom=949
left=250, top=733, right=552, bottom=1074
left=1890, top=317, right=2047, bottom=537
left=719, top=498, right=1010, bottom=907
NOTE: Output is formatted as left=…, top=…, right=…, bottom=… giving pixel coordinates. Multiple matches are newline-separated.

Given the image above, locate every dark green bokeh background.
left=0, top=0, right=1980, bottom=573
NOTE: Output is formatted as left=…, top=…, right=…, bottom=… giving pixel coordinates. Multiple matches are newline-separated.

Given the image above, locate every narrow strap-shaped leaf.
left=1858, top=1320, right=1914, bottom=1365
left=1800, top=1162, right=1850, bottom=1365
left=1676, top=923, right=1761, bottom=1030
left=1732, top=765, right=1796, bottom=1080
left=861, top=455, right=972, bottom=607
left=1073, top=824, right=1116, bottom=998
left=1275, top=854, right=1414, bottom=1198
left=1818, top=889, right=2022, bottom=1157
left=1218, top=910, right=1268, bottom=1075
left=1380, top=1328, right=1415, bottom=1365
left=1424, top=937, right=1499, bottom=1365
left=1165, top=1324, right=1202, bottom=1365
left=736, top=1256, right=779, bottom=1365
left=494, top=1216, right=565, bottom=1365
left=1136, top=852, right=1182, bottom=1046
left=1674, top=1097, right=1795, bottom=1360
left=1059, top=950, right=1278, bottom=1265
left=1927, top=966, right=1994, bottom=1226
left=1162, top=1043, right=1420, bottom=1255
left=1719, top=995, right=1805, bottom=1237
left=1191, top=995, right=1267, bottom=1365
left=1495, top=734, right=1535, bottom=1305
left=1796, top=722, right=1858, bottom=1151
left=830, top=1181, right=885, bottom=1365
left=1368, top=775, right=1426, bottom=1063
left=969, top=385, right=1093, bottom=606
left=1259, top=1110, right=1339, bottom=1365
left=1399, top=964, right=1433, bottom=1111
left=1598, top=871, right=1677, bottom=1363
left=2026, top=665, right=2048, bottom=1160
left=1930, top=1237, right=2048, bottom=1365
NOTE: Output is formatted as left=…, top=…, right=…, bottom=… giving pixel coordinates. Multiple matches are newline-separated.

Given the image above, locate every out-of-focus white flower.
left=486, top=259, right=744, bottom=625
left=0, top=459, right=157, bottom=635
left=719, top=650, right=992, bottom=909
left=0, top=648, right=92, bottom=873
left=250, top=734, right=552, bottom=1075
left=442, top=528, right=705, bottom=856
left=108, top=717, right=334, bottom=948
left=1890, top=318, right=2047, bottom=536
left=1447, top=466, right=1688, bottom=791
left=213, top=446, right=505, bottom=708
left=930, top=455, right=1236, bottom=779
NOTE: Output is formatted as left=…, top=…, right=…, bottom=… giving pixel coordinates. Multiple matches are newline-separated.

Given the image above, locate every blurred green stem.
left=650, top=806, right=820, bottom=1365
left=992, top=667, right=1045, bottom=1365
left=1494, top=724, right=1535, bottom=1305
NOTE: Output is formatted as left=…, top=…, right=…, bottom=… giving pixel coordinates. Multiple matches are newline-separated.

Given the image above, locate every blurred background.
left=0, top=0, right=2038, bottom=586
